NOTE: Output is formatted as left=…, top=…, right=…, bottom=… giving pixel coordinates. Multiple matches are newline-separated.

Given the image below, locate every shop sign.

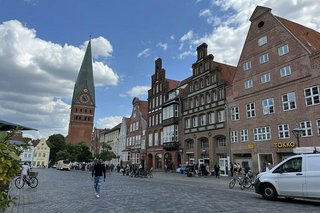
left=274, top=141, right=296, bottom=148
left=247, top=143, right=255, bottom=149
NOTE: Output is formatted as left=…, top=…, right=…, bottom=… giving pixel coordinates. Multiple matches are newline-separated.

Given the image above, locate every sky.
left=0, top=0, right=319, bottom=140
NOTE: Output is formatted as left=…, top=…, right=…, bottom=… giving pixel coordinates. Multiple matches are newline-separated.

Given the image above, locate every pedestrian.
left=214, top=163, right=220, bottom=178
left=92, top=159, right=106, bottom=198
left=20, top=162, right=30, bottom=186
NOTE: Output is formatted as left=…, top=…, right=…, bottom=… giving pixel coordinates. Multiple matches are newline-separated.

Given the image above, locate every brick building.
left=227, top=6, right=320, bottom=173
left=66, top=40, right=95, bottom=146
left=181, top=43, right=236, bottom=175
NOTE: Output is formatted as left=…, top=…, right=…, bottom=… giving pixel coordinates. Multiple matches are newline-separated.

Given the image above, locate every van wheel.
left=261, top=184, right=277, bottom=200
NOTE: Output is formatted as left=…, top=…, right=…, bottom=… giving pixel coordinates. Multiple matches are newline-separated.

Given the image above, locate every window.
left=317, top=119, right=320, bottom=135
left=280, top=65, right=291, bottom=77
left=259, top=53, right=269, bottom=64
left=189, top=98, right=194, bottom=108
left=258, top=36, right=267, bottom=46
left=243, top=61, right=252, bottom=71
left=195, top=97, right=199, bottom=107
left=163, top=104, right=178, bottom=120
left=206, top=77, right=210, bottom=86
left=163, top=125, right=179, bottom=142
left=300, top=121, right=313, bottom=137
left=304, top=86, right=320, bottom=106
left=192, top=116, right=198, bottom=127
left=185, top=118, right=190, bottom=129
left=245, top=80, right=253, bottom=89
left=282, top=92, right=296, bottom=111
left=206, top=93, right=211, bottom=103
left=200, top=79, right=204, bottom=88
left=274, top=157, right=302, bottom=173
left=200, top=95, right=205, bottom=105
left=154, top=132, right=159, bottom=146
left=254, top=126, right=271, bottom=141
left=231, top=107, right=240, bottom=121
left=261, top=73, right=270, bottom=83
left=212, top=90, right=218, bottom=101
left=208, top=112, right=215, bottom=124
left=262, top=98, right=274, bottom=114
left=278, top=124, right=290, bottom=139
left=200, top=114, right=206, bottom=126
left=240, top=129, right=248, bottom=142
left=218, top=110, right=225, bottom=122
left=246, top=103, right=255, bottom=118
left=231, top=131, right=238, bottom=143
left=278, top=44, right=289, bottom=56
left=148, top=133, right=153, bottom=147
left=218, top=138, right=226, bottom=147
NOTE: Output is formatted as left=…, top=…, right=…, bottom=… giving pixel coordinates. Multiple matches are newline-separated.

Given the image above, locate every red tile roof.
left=213, top=61, right=237, bottom=84
left=167, top=79, right=180, bottom=90
left=276, top=16, right=320, bottom=54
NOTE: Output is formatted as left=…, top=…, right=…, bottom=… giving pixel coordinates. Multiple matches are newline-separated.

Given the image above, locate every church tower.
left=66, top=40, right=95, bottom=145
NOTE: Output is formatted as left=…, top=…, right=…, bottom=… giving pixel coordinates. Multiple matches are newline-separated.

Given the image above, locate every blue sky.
left=0, top=0, right=319, bottom=139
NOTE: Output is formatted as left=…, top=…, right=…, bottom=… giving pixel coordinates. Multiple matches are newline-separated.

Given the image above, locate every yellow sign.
left=274, top=142, right=296, bottom=148
left=247, top=143, right=255, bottom=149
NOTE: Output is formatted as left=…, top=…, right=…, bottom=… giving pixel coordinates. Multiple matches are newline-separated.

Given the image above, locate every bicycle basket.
left=29, top=172, right=38, bottom=177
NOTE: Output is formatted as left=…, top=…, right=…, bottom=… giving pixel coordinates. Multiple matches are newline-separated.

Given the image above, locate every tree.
left=0, top=130, right=26, bottom=210
left=98, top=142, right=116, bottom=161
left=47, top=134, right=66, bottom=165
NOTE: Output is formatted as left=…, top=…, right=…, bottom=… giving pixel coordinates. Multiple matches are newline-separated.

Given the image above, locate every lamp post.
left=292, top=127, right=303, bottom=147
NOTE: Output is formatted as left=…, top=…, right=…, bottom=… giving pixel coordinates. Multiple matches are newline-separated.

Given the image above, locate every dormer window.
left=258, top=36, right=267, bottom=46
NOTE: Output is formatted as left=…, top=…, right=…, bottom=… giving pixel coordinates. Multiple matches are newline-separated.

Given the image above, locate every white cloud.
left=96, top=116, right=123, bottom=129
left=0, top=20, right=119, bottom=138
left=180, top=30, right=194, bottom=42
left=126, top=86, right=150, bottom=97
left=193, top=0, right=320, bottom=66
left=137, top=48, right=151, bottom=58
left=170, top=35, right=175, bottom=40
left=157, top=42, right=168, bottom=51
left=178, top=50, right=195, bottom=59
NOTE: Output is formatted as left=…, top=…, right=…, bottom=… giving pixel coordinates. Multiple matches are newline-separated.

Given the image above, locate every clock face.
left=80, top=94, right=89, bottom=103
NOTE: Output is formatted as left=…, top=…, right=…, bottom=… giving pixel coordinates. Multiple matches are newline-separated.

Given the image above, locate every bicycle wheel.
left=229, top=178, right=236, bottom=189
left=242, top=177, right=252, bottom=189
left=29, top=177, right=38, bottom=188
left=148, top=172, right=153, bottom=178
left=15, top=177, right=24, bottom=189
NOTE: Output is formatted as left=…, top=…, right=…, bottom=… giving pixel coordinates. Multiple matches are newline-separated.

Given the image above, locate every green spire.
left=72, top=40, right=95, bottom=105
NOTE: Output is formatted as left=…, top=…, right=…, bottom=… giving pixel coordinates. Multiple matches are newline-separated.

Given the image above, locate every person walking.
left=214, top=163, right=220, bottom=178
left=92, top=159, right=106, bottom=198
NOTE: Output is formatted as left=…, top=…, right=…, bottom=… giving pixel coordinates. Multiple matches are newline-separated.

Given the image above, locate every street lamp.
left=292, top=127, right=303, bottom=147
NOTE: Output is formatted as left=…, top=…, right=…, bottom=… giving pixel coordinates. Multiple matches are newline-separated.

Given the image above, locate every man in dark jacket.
left=92, top=159, right=106, bottom=198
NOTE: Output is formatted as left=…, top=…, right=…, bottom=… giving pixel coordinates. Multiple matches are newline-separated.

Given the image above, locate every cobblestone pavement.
left=5, top=169, right=320, bottom=213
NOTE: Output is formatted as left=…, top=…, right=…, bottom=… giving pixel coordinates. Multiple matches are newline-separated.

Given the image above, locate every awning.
left=0, top=119, right=37, bottom=131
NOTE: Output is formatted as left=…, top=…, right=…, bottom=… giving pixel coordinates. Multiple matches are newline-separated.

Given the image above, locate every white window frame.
left=218, top=138, right=226, bottom=147
left=300, top=121, right=313, bottom=137
left=280, top=65, right=291, bottom=77
left=240, top=129, right=248, bottom=142
left=245, top=80, right=253, bottom=89
left=278, top=44, right=289, bottom=56
left=185, top=118, right=190, bottom=129
left=192, top=116, right=198, bottom=127
left=262, top=98, right=274, bottom=115
left=218, top=110, right=225, bottom=122
left=304, top=86, right=320, bottom=106
left=317, top=119, right=320, bottom=135
left=278, top=124, right=290, bottom=139
left=253, top=126, right=271, bottom=141
left=243, top=61, right=252, bottom=71
left=231, top=106, right=240, bottom=121
left=258, top=36, right=267, bottom=46
left=246, top=102, right=255, bottom=118
left=282, top=92, right=296, bottom=111
left=200, top=114, right=206, bottom=126
left=208, top=112, right=215, bottom=124
left=261, top=73, right=270, bottom=84
left=259, top=53, right=269, bottom=64
left=231, top=131, right=238, bottom=143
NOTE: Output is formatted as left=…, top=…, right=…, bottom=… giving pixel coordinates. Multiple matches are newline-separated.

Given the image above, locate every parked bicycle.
left=15, top=172, right=38, bottom=189
left=130, top=168, right=153, bottom=178
left=229, top=175, right=245, bottom=190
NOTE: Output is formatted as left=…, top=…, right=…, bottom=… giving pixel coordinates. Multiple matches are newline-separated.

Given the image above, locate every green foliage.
left=0, top=130, right=23, bottom=210
left=47, top=134, right=66, bottom=165
left=99, top=150, right=116, bottom=161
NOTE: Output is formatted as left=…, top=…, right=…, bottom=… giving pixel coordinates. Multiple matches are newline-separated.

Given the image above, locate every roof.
left=213, top=61, right=237, bottom=84
left=275, top=16, right=320, bottom=54
left=0, top=119, right=37, bottom=131
left=71, top=40, right=95, bottom=104
left=111, top=123, right=121, bottom=131
left=166, top=79, right=180, bottom=90
left=138, top=100, right=148, bottom=121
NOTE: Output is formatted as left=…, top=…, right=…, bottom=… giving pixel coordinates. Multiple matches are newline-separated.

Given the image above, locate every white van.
left=254, top=153, right=320, bottom=200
